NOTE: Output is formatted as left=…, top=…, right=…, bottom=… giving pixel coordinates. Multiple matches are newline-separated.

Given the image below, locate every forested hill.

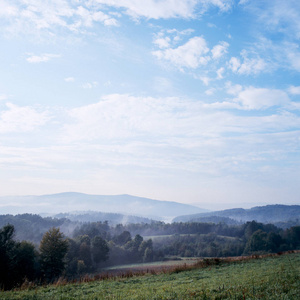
left=0, top=192, right=207, bottom=221
left=53, top=211, right=153, bottom=225
left=0, top=212, right=152, bottom=244
left=173, top=204, right=300, bottom=227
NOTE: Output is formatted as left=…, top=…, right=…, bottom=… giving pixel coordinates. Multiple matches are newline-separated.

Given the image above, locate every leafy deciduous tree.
left=39, top=227, right=68, bottom=281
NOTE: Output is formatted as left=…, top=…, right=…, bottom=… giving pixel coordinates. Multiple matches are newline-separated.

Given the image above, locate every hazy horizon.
left=0, top=1, right=299, bottom=209
left=0, top=191, right=299, bottom=216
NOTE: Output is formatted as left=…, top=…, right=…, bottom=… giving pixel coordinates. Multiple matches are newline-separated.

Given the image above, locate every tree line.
left=1, top=219, right=300, bottom=290
left=0, top=223, right=154, bottom=290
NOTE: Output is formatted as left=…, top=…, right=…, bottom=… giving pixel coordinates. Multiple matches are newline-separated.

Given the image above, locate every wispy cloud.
left=288, top=86, right=300, bottom=95
left=152, top=36, right=210, bottom=70
left=228, top=52, right=267, bottom=75
left=241, top=0, right=300, bottom=40
left=92, top=0, right=233, bottom=20
left=64, top=77, right=75, bottom=82
left=214, top=85, right=291, bottom=111
left=1, top=92, right=299, bottom=203
left=61, top=93, right=298, bottom=144
left=81, top=82, right=98, bottom=89
left=0, top=103, right=50, bottom=133
left=26, top=53, right=61, bottom=63
left=211, top=41, right=229, bottom=59
left=233, top=87, right=290, bottom=110
left=0, top=94, right=9, bottom=101
left=0, top=0, right=118, bottom=37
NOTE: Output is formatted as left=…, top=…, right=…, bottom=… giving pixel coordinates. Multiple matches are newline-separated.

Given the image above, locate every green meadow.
left=1, top=252, right=299, bottom=299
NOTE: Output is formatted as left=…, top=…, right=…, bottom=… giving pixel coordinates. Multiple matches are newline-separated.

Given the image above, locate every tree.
left=39, top=227, right=68, bottom=281
left=0, top=225, right=38, bottom=289
left=114, top=231, right=132, bottom=246
left=92, top=236, right=109, bottom=265
left=13, top=241, right=37, bottom=282
left=244, top=229, right=268, bottom=254
left=143, top=247, right=153, bottom=262
left=0, top=224, right=16, bottom=289
left=79, top=241, right=92, bottom=270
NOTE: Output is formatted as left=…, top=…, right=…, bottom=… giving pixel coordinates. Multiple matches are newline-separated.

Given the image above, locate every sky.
left=0, top=0, right=299, bottom=210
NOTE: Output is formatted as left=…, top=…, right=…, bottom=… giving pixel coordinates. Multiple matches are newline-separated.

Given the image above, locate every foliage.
left=1, top=219, right=300, bottom=290
left=0, top=224, right=37, bottom=290
left=92, top=236, right=109, bottom=264
left=40, top=228, right=69, bottom=281
left=65, top=234, right=110, bottom=277
left=0, top=214, right=71, bottom=244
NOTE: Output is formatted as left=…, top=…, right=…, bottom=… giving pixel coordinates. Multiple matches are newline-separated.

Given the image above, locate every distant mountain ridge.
left=173, top=204, right=300, bottom=226
left=0, top=192, right=208, bottom=221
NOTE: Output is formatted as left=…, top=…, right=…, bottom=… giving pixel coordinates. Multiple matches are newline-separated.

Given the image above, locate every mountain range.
left=0, top=192, right=208, bottom=221
left=173, top=204, right=300, bottom=227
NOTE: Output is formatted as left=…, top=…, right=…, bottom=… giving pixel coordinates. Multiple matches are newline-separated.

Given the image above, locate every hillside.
left=173, top=204, right=300, bottom=226
left=53, top=211, right=153, bottom=225
left=2, top=252, right=299, bottom=299
left=0, top=192, right=207, bottom=221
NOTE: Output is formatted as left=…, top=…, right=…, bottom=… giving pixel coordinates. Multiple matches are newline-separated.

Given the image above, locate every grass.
left=104, top=257, right=198, bottom=271
left=1, top=252, right=299, bottom=299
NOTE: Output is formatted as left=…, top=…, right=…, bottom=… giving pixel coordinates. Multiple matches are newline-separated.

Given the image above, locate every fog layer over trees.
left=1, top=213, right=300, bottom=290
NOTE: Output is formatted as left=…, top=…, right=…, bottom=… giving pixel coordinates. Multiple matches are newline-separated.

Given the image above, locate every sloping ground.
left=173, top=204, right=300, bottom=225
left=2, top=251, right=300, bottom=299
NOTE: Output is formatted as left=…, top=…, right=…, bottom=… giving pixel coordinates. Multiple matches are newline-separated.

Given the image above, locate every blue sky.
left=0, top=0, right=299, bottom=209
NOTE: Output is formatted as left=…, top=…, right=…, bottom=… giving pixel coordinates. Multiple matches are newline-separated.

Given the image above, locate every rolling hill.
left=0, top=192, right=208, bottom=221
left=173, top=204, right=300, bottom=226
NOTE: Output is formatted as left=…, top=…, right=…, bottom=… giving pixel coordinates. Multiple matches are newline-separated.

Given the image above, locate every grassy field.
left=1, top=252, right=299, bottom=299
left=142, top=233, right=238, bottom=241
left=104, top=257, right=199, bottom=271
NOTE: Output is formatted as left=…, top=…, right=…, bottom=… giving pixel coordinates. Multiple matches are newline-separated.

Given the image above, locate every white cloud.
left=228, top=54, right=267, bottom=75
left=26, top=53, right=61, bottom=63
left=153, top=77, right=174, bottom=94
left=74, top=5, right=118, bottom=28
left=211, top=41, right=229, bottom=59
left=228, top=57, right=240, bottom=72
left=152, top=36, right=210, bottom=69
left=0, top=95, right=9, bottom=101
left=153, top=28, right=195, bottom=52
left=288, top=86, right=300, bottom=95
left=0, top=0, right=118, bottom=37
left=286, top=44, right=300, bottom=72
left=216, top=67, right=225, bottom=79
left=234, top=87, right=290, bottom=110
left=64, top=77, right=75, bottom=82
left=213, top=85, right=292, bottom=110
left=0, top=1, right=18, bottom=17
left=62, top=94, right=236, bottom=143
left=199, top=76, right=211, bottom=86
left=62, top=93, right=296, bottom=144
left=1, top=93, right=299, bottom=204
left=92, top=0, right=234, bottom=20
left=207, top=0, right=234, bottom=12
left=225, top=82, right=243, bottom=95
left=0, top=103, right=50, bottom=133
left=104, top=80, right=112, bottom=87
left=153, top=37, right=171, bottom=49
left=82, top=81, right=98, bottom=89
left=205, top=88, right=216, bottom=95
left=242, top=0, right=300, bottom=40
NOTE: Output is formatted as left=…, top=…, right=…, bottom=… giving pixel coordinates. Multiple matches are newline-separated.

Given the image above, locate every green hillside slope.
left=2, top=252, right=299, bottom=299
